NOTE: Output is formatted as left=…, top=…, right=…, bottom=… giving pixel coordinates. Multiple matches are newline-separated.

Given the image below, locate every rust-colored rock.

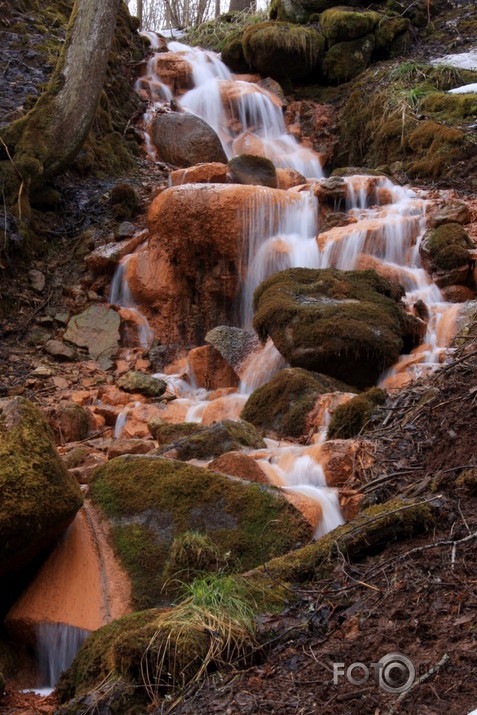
left=441, top=285, right=475, bottom=303
left=85, top=231, right=147, bottom=275
left=169, top=163, right=228, bottom=186
left=276, top=168, right=306, bottom=190
left=188, top=345, right=239, bottom=390
left=208, top=451, right=268, bottom=484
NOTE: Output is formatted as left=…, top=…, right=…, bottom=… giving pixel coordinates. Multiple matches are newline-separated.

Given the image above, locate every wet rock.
left=228, top=154, right=277, bottom=188
left=221, top=36, right=248, bottom=73
left=0, top=397, right=83, bottom=578
left=253, top=268, right=422, bottom=388
left=420, top=222, right=474, bottom=285
left=117, top=371, right=166, bottom=398
left=320, top=438, right=373, bottom=488
left=44, top=339, right=75, bottom=361
left=276, top=167, right=306, bottom=190
left=257, top=77, right=286, bottom=105
left=241, top=367, right=353, bottom=438
left=157, top=419, right=265, bottom=461
left=441, top=285, right=475, bottom=303
left=208, top=451, right=269, bottom=484
left=205, top=325, right=259, bottom=371
left=28, top=269, right=45, bottom=293
left=312, top=176, right=347, bottom=206
left=169, top=162, right=228, bottom=186
left=429, top=201, right=472, bottom=228
left=327, top=387, right=386, bottom=439
left=63, top=305, right=121, bottom=369
left=141, top=52, right=193, bottom=93
left=147, top=417, right=204, bottom=444
left=151, top=112, right=227, bottom=167
left=242, top=22, right=325, bottom=82
left=85, top=232, right=146, bottom=275
left=87, top=455, right=311, bottom=608
left=188, top=345, right=239, bottom=390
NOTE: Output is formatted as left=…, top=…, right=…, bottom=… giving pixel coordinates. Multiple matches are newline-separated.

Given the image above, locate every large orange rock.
left=208, top=451, right=268, bottom=484
left=128, top=183, right=301, bottom=344
left=169, top=163, right=228, bottom=186
left=188, top=345, right=239, bottom=390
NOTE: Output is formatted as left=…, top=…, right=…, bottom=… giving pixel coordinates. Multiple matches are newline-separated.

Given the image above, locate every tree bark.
left=1, top=0, right=121, bottom=191
left=137, top=0, right=143, bottom=29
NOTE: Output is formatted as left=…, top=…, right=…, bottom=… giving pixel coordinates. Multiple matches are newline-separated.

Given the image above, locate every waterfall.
left=36, top=623, right=90, bottom=689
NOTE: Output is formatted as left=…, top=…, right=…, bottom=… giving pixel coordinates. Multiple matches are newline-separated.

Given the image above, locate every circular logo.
left=377, top=653, right=415, bottom=694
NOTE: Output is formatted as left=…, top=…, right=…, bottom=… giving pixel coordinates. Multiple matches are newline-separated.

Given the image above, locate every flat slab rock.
left=63, top=305, right=121, bottom=369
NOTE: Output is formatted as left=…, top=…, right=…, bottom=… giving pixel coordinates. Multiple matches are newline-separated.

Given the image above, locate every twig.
left=389, top=653, right=449, bottom=714
left=0, top=134, right=24, bottom=222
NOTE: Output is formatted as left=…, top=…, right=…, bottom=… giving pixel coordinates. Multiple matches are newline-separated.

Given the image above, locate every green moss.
left=421, top=92, right=477, bottom=124
left=163, top=531, right=221, bottom=591
left=320, top=8, right=380, bottom=46
left=252, top=267, right=418, bottom=388
left=322, top=34, right=375, bottom=84
left=221, top=36, right=248, bottom=72
left=374, top=15, right=410, bottom=55
left=242, top=21, right=325, bottom=82
left=241, top=367, right=353, bottom=438
left=90, top=456, right=312, bottom=608
left=327, top=388, right=386, bottom=439
left=0, top=397, right=83, bottom=576
left=425, top=222, right=473, bottom=271
left=156, top=419, right=266, bottom=461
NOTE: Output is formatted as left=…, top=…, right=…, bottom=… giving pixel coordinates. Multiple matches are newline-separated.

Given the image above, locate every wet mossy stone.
left=242, top=22, right=326, bottom=82
left=320, top=8, right=380, bottom=46
left=156, top=419, right=265, bottom=461
left=89, top=455, right=312, bottom=608
left=322, top=33, right=375, bottom=84
left=228, top=154, right=277, bottom=188
left=374, top=15, right=410, bottom=57
left=0, top=397, right=83, bottom=578
left=420, top=222, right=473, bottom=272
left=327, top=387, right=386, bottom=439
left=252, top=267, right=422, bottom=388
left=241, top=367, right=353, bottom=438
left=117, top=371, right=167, bottom=398
left=269, top=0, right=310, bottom=23
left=221, top=37, right=249, bottom=73
left=151, top=112, right=227, bottom=168
left=147, top=417, right=204, bottom=445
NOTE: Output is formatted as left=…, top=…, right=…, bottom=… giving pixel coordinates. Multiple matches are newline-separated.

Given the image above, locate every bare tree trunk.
left=137, top=0, right=143, bottom=29
left=1, top=0, right=121, bottom=190
left=215, top=0, right=221, bottom=18
left=228, top=0, right=256, bottom=10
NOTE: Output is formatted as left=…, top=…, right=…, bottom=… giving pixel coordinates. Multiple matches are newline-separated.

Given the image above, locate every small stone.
left=45, top=339, right=75, bottom=361
left=32, top=365, right=54, bottom=377
left=117, top=370, right=167, bottom=398
left=28, top=269, right=45, bottom=292
left=116, top=221, right=135, bottom=239
left=54, top=312, right=70, bottom=325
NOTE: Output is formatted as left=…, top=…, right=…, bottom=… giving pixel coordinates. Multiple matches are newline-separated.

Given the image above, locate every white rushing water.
left=110, top=254, right=153, bottom=349
left=35, top=623, right=90, bottom=689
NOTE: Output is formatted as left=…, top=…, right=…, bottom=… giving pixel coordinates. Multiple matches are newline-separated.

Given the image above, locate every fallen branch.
left=389, top=653, right=449, bottom=714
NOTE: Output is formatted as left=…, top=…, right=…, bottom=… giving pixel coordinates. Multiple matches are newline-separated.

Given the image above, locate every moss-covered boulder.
left=374, top=15, right=411, bottom=57
left=228, top=154, right=277, bottom=188
left=0, top=397, right=83, bottom=577
left=242, top=22, right=325, bottom=82
left=420, top=222, right=474, bottom=279
left=322, top=33, right=375, bottom=84
left=327, top=387, right=386, bottom=439
left=157, top=419, right=265, bottom=461
left=241, top=367, right=353, bottom=438
left=53, top=403, right=90, bottom=444
left=221, top=36, right=249, bottom=73
left=89, top=455, right=312, bottom=608
left=117, top=371, right=167, bottom=398
left=320, top=8, right=380, bottom=46
left=252, top=268, right=422, bottom=388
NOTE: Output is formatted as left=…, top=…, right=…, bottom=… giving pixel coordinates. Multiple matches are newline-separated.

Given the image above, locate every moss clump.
left=228, top=154, right=277, bottom=188
left=163, top=531, right=221, bottom=590
left=147, top=417, right=204, bottom=445
left=89, top=455, right=312, bottom=608
left=327, top=387, right=386, bottom=439
left=242, top=22, right=325, bottom=82
left=252, top=267, right=420, bottom=389
left=421, top=92, right=477, bottom=124
left=0, top=397, right=83, bottom=577
left=320, top=8, right=380, bottom=46
left=322, top=34, right=375, bottom=84
left=221, top=36, right=249, bottom=72
left=117, top=371, right=166, bottom=398
left=156, top=419, right=266, bottom=461
left=241, top=367, right=353, bottom=438
left=111, top=182, right=138, bottom=221
left=422, top=222, right=473, bottom=272
left=374, top=15, right=410, bottom=56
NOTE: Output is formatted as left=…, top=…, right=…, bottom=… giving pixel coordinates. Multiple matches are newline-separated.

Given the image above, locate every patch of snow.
left=448, top=83, right=477, bottom=94
left=431, top=48, right=477, bottom=71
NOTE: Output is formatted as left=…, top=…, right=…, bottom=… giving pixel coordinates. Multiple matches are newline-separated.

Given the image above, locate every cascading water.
left=110, top=254, right=153, bottom=349
left=129, top=37, right=469, bottom=539
left=36, top=623, right=90, bottom=690
left=137, top=39, right=323, bottom=176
